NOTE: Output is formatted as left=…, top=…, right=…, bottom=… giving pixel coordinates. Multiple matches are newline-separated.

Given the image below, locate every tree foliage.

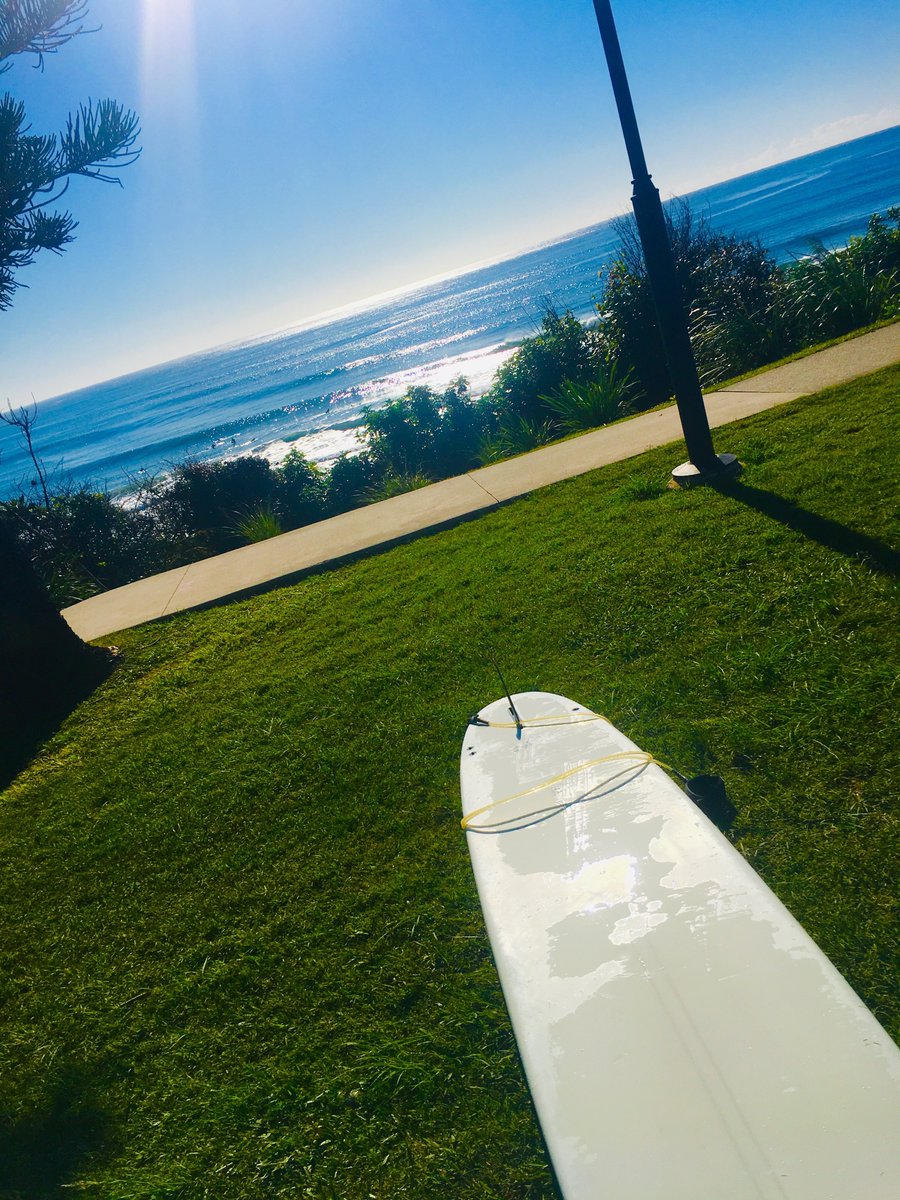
left=361, top=378, right=492, bottom=480
left=484, top=308, right=601, bottom=423
left=0, top=0, right=139, bottom=784
left=0, top=0, right=139, bottom=308
left=0, top=0, right=88, bottom=65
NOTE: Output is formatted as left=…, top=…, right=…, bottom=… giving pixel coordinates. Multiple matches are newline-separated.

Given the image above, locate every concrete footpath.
left=63, top=323, right=900, bottom=641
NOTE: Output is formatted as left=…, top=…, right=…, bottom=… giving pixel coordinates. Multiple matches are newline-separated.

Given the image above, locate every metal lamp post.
left=591, top=0, right=738, bottom=483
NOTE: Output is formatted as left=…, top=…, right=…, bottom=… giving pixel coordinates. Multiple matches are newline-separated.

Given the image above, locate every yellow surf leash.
left=470, top=712, right=612, bottom=730
left=461, top=748, right=676, bottom=833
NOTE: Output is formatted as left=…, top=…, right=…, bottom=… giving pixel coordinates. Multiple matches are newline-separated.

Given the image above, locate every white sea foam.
left=253, top=339, right=518, bottom=470
left=259, top=426, right=363, bottom=470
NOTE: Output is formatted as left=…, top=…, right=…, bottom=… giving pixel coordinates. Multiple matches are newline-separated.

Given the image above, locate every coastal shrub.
left=783, top=216, right=900, bottom=342
left=326, top=450, right=384, bottom=514
left=156, top=456, right=277, bottom=553
left=361, top=378, right=493, bottom=480
left=540, top=360, right=635, bottom=433
left=155, top=450, right=330, bottom=551
left=10, top=207, right=900, bottom=609
left=484, top=308, right=601, bottom=424
left=273, top=448, right=329, bottom=528
left=0, top=489, right=177, bottom=606
left=826, top=205, right=900, bottom=279
left=598, top=199, right=782, bottom=404
left=0, top=448, right=329, bottom=603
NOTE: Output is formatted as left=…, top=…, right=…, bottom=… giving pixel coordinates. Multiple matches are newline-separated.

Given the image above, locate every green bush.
left=155, top=451, right=329, bottom=554
left=842, top=205, right=900, bottom=277
left=326, top=450, right=384, bottom=514
left=273, top=448, right=329, bottom=528
left=360, top=378, right=494, bottom=480
left=483, top=308, right=601, bottom=423
left=599, top=203, right=900, bottom=400
left=0, top=488, right=182, bottom=606
left=156, top=456, right=277, bottom=554
left=783, top=209, right=900, bottom=342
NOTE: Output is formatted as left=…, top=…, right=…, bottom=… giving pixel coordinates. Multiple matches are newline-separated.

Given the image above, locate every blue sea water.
left=2, top=125, right=899, bottom=499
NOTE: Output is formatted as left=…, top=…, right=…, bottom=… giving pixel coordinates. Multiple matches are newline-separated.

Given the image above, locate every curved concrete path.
left=63, top=323, right=900, bottom=641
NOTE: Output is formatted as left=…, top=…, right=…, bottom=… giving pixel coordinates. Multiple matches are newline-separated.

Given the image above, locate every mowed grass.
left=1, top=367, right=898, bottom=1199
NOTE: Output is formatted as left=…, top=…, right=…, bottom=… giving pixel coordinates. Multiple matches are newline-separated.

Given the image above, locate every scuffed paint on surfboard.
left=460, top=692, right=900, bottom=1200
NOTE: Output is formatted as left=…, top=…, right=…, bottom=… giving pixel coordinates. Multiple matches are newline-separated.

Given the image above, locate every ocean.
left=2, top=124, right=898, bottom=499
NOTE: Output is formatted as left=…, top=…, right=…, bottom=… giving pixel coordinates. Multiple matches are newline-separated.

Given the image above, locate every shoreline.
left=113, top=335, right=530, bottom=499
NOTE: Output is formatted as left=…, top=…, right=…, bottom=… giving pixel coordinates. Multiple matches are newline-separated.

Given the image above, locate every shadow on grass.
left=0, top=1068, right=116, bottom=1199
left=0, top=647, right=115, bottom=792
left=710, top=479, right=900, bottom=578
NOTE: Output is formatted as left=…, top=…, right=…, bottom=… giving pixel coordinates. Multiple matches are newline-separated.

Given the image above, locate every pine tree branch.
left=0, top=5, right=140, bottom=308
left=58, top=98, right=141, bottom=182
left=0, top=1, right=91, bottom=70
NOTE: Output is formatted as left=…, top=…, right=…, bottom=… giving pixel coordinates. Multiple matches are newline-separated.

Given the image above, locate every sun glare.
left=139, top=0, right=202, bottom=209
left=139, top=0, right=199, bottom=115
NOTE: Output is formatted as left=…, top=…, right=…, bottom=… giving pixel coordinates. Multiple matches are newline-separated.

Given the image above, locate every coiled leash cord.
left=462, top=710, right=680, bottom=834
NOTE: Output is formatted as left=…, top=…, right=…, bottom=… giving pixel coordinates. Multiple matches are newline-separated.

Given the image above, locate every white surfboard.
left=460, top=691, right=900, bottom=1200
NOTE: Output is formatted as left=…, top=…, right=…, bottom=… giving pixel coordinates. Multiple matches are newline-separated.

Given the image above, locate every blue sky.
left=2, top=0, right=898, bottom=403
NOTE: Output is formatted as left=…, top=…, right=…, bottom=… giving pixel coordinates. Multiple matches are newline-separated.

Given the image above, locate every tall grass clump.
left=785, top=226, right=900, bottom=343
left=478, top=413, right=556, bottom=463
left=541, top=361, right=635, bottom=433
left=232, top=505, right=283, bottom=543
left=360, top=472, right=432, bottom=503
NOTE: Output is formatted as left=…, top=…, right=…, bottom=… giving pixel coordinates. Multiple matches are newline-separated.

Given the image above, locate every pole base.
left=670, top=452, right=741, bottom=489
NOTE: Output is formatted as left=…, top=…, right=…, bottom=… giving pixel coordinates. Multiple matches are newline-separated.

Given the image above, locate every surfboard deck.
left=460, top=691, right=900, bottom=1200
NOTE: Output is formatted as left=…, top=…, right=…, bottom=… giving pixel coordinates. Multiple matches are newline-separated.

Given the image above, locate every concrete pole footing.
left=670, top=452, right=742, bottom=488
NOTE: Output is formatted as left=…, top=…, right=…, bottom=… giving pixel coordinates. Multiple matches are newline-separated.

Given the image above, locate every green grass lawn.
left=1, top=367, right=898, bottom=1199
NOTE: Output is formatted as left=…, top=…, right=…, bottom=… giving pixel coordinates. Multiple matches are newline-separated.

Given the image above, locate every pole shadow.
left=709, top=478, right=900, bottom=579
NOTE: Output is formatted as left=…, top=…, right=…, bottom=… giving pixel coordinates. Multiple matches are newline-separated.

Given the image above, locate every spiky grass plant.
left=787, top=247, right=899, bottom=343
left=478, top=414, right=556, bottom=464
left=361, top=472, right=432, bottom=503
left=233, top=505, right=283, bottom=543
left=541, top=361, right=635, bottom=433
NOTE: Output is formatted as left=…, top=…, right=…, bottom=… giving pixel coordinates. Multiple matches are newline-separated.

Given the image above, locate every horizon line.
left=30, top=120, right=900, bottom=406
